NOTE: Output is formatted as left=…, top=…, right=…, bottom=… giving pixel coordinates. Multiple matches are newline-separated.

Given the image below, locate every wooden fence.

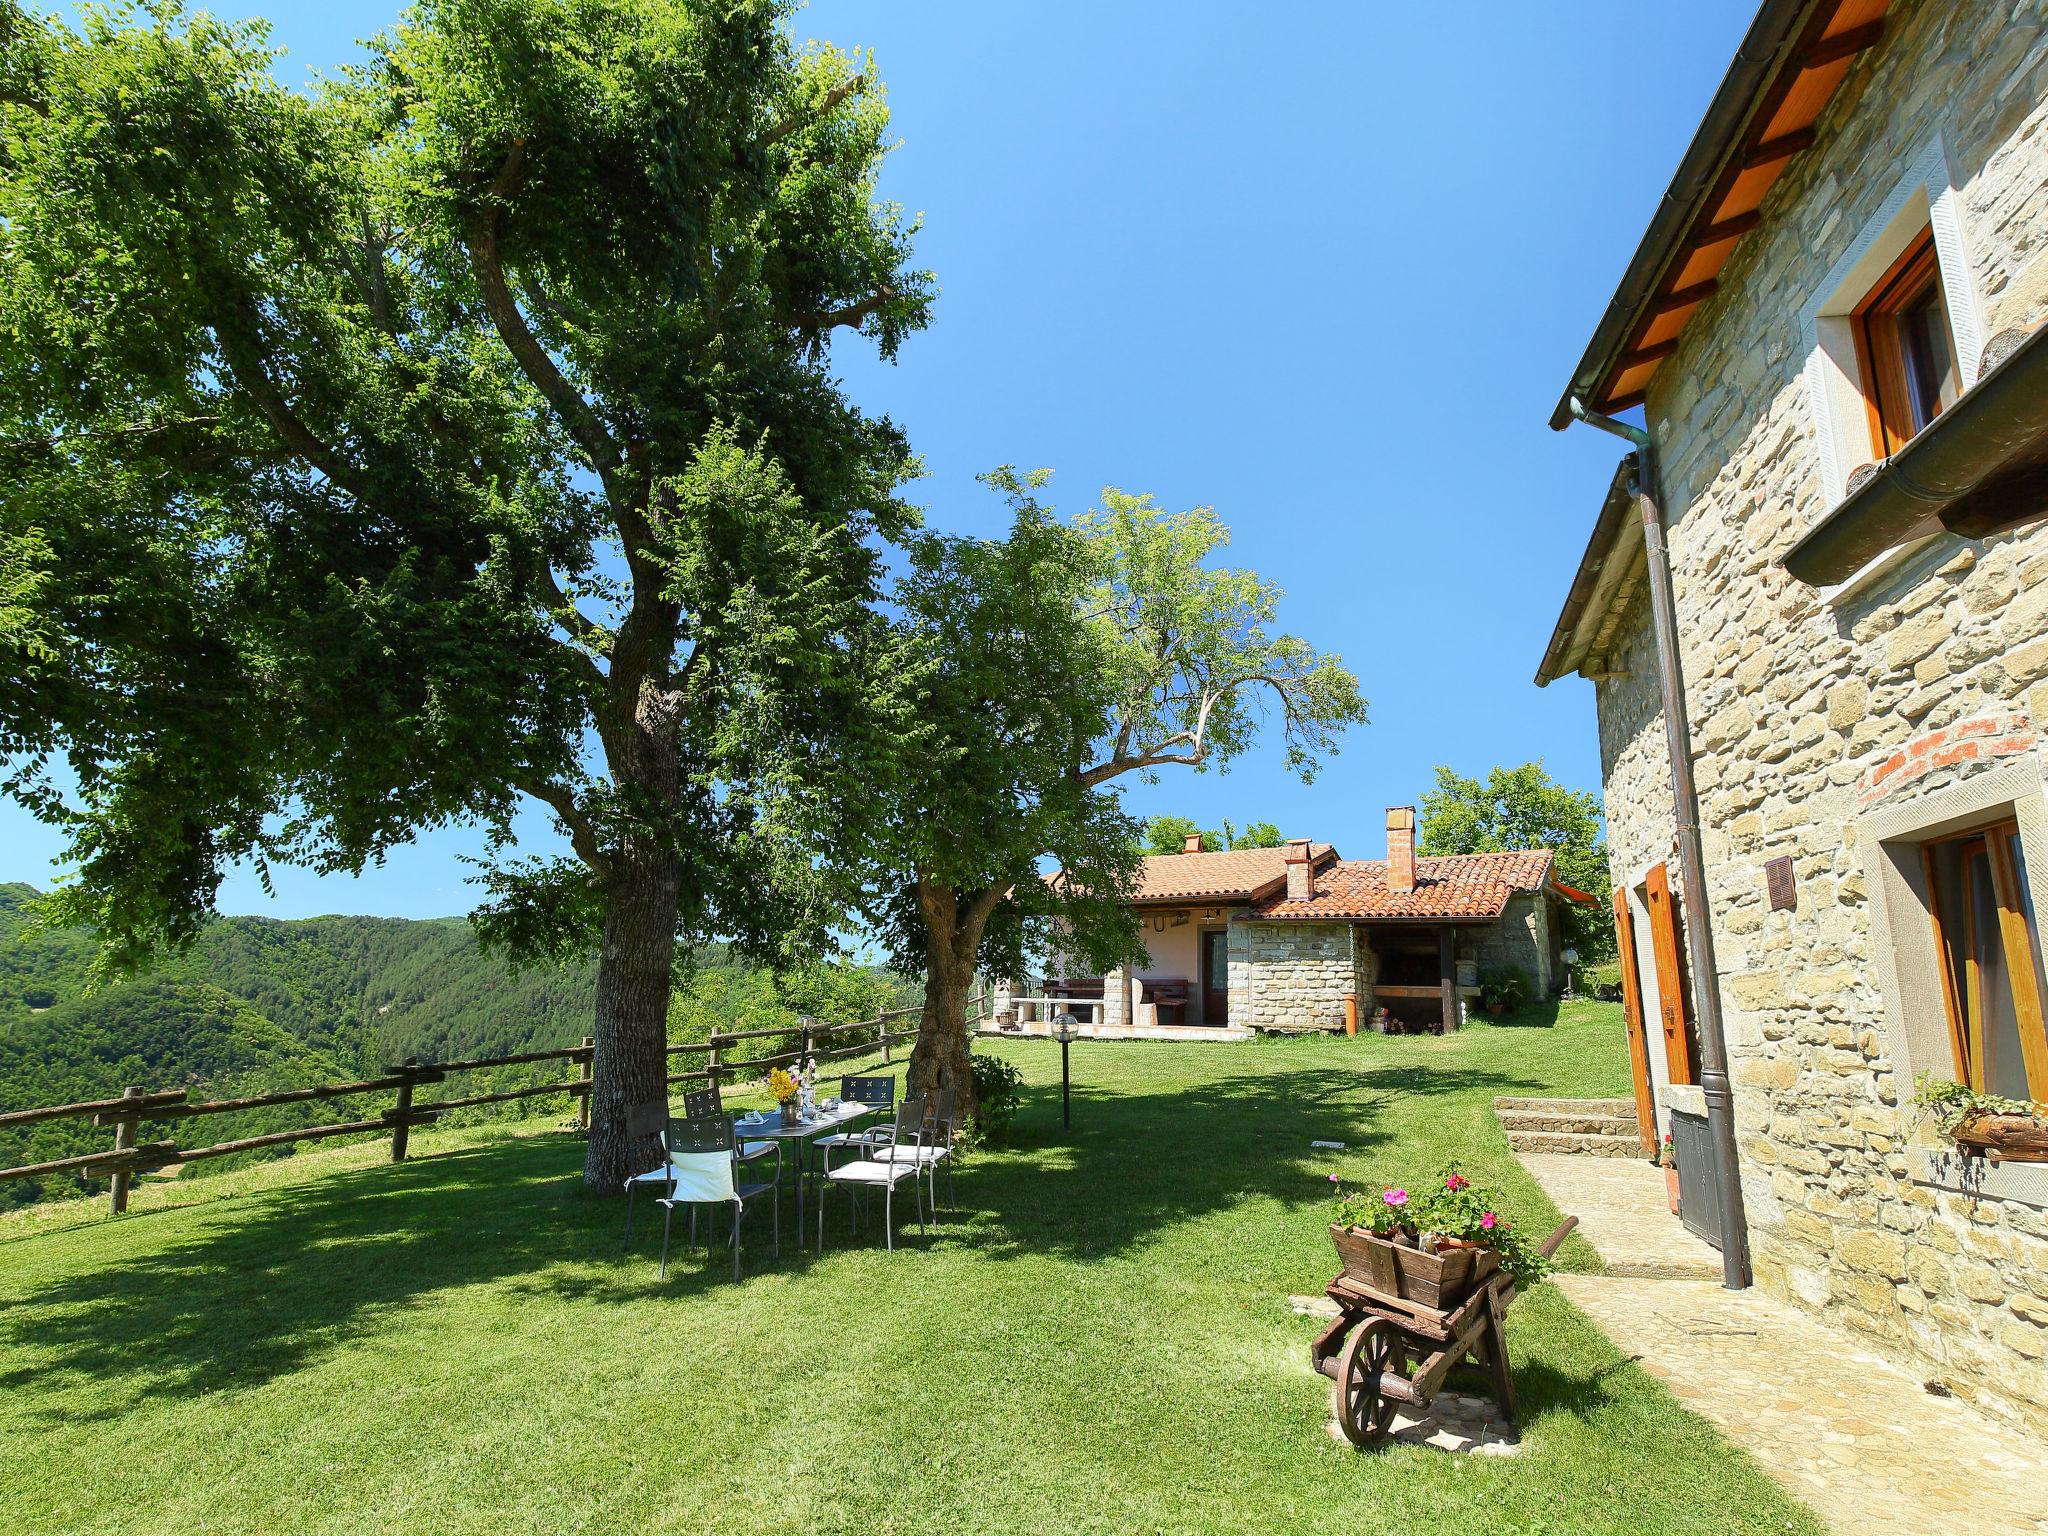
left=0, top=996, right=983, bottom=1216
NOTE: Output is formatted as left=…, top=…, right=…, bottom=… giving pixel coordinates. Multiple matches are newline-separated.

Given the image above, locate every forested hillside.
left=0, top=885, right=915, bottom=1207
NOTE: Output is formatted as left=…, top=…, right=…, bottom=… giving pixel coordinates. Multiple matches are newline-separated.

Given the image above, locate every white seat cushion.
left=625, top=1166, right=673, bottom=1189
left=877, top=1144, right=946, bottom=1167
left=824, top=1158, right=919, bottom=1187
left=738, top=1140, right=776, bottom=1159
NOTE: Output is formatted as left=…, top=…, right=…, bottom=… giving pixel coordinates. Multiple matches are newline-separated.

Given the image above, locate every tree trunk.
left=583, top=849, right=681, bottom=1190
left=908, top=939, right=977, bottom=1115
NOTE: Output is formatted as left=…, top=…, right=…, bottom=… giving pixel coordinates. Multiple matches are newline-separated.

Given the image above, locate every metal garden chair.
left=620, top=1099, right=676, bottom=1250
left=682, top=1083, right=777, bottom=1167
left=817, top=1096, right=928, bottom=1253
left=656, top=1115, right=781, bottom=1281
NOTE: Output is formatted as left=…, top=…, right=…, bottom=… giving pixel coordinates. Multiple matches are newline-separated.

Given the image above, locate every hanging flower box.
left=1327, top=1225, right=1496, bottom=1310
left=1949, top=1110, right=2048, bottom=1163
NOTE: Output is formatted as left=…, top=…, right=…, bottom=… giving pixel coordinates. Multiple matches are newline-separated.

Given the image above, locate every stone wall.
left=1454, top=894, right=1556, bottom=997
left=1589, top=0, right=2048, bottom=1427
left=1236, top=921, right=1354, bottom=1033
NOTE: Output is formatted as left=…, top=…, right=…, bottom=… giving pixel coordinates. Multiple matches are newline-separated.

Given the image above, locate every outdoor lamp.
left=1561, top=947, right=1580, bottom=1000
left=1051, top=1009, right=1081, bottom=1130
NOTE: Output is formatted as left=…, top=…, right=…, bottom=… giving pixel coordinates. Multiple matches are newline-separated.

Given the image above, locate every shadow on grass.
left=3, top=1057, right=1556, bottom=1419
left=1476, top=1000, right=1563, bottom=1029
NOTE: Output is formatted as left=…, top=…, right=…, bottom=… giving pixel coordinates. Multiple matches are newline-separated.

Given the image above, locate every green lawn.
left=0, top=1004, right=1820, bottom=1536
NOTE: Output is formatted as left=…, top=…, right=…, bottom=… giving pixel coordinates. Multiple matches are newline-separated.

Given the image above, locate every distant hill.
left=0, top=884, right=915, bottom=1207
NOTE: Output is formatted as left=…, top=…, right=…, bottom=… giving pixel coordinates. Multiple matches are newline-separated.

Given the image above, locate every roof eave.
left=1535, top=458, right=1642, bottom=686
left=1549, top=0, right=1832, bottom=429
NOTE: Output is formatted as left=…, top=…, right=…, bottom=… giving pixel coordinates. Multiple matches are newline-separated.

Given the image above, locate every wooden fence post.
left=880, top=1015, right=890, bottom=1064
left=799, top=1018, right=813, bottom=1075
left=108, top=1085, right=141, bottom=1215
left=390, top=1058, right=418, bottom=1162
left=576, top=1036, right=593, bottom=1129
left=708, top=1037, right=723, bottom=1095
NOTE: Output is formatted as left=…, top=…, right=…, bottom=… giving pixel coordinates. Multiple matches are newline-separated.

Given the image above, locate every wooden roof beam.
left=1800, top=19, right=1884, bottom=70
left=1653, top=280, right=1719, bottom=315
left=1743, top=127, right=1817, bottom=169
left=1693, top=210, right=1762, bottom=247
left=1618, top=338, right=1681, bottom=371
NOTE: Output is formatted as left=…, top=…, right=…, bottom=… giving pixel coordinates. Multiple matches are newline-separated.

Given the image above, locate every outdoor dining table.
left=732, top=1100, right=879, bottom=1250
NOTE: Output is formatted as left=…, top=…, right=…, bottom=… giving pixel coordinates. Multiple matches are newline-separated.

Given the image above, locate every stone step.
left=1504, top=1130, right=1645, bottom=1159
left=1493, top=1095, right=1638, bottom=1117
left=1496, top=1109, right=1643, bottom=1137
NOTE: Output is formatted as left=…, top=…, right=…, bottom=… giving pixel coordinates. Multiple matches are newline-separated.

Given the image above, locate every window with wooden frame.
left=1922, top=821, right=2048, bottom=1101
left=1853, top=227, right=1961, bottom=458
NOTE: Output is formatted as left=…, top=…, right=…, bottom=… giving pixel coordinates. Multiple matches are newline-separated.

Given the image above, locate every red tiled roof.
left=1127, top=844, right=1336, bottom=903
left=1247, top=850, right=1556, bottom=922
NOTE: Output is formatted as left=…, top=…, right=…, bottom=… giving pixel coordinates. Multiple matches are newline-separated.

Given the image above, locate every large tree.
left=857, top=479, right=1366, bottom=1109
left=1418, top=761, right=1612, bottom=960
left=0, top=0, right=931, bottom=1186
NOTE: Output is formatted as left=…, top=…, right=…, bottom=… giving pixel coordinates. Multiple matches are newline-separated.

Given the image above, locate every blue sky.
left=3, top=1, right=1755, bottom=918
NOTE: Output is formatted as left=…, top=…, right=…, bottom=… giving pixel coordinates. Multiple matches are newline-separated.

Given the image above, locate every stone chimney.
left=1183, top=832, right=1203, bottom=854
left=1387, top=807, right=1417, bottom=895
left=1285, top=838, right=1313, bottom=901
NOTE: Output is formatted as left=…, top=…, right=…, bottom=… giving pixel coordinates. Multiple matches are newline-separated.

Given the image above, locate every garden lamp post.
left=1561, top=947, right=1579, bottom=1001
left=1051, top=1010, right=1080, bottom=1130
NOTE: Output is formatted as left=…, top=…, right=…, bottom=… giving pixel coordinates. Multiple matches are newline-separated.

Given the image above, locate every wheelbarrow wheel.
left=1331, top=1318, right=1405, bottom=1449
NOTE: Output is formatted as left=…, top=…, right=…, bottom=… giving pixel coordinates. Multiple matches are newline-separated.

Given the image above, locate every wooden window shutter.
left=1612, top=888, right=1659, bottom=1153
left=1644, top=863, right=1696, bottom=1086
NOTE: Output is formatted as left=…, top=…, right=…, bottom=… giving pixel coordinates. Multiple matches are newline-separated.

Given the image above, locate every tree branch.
left=763, top=78, right=860, bottom=146
left=515, top=775, right=610, bottom=877
left=464, top=142, right=629, bottom=507
left=778, top=285, right=895, bottom=336
left=214, top=303, right=371, bottom=498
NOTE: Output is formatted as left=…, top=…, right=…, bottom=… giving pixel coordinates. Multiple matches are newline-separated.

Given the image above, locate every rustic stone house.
left=996, top=810, right=1583, bottom=1038
left=1538, top=0, right=2048, bottom=1426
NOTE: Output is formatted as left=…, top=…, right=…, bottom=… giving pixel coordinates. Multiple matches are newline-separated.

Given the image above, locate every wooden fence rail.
left=0, top=992, right=983, bottom=1214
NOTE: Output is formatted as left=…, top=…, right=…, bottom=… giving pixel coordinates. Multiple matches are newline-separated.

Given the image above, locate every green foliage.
left=1420, top=761, right=1612, bottom=961
left=1477, top=967, right=1528, bottom=1013
left=1914, top=1073, right=2047, bottom=1137
left=0, top=883, right=907, bottom=1205
left=1577, top=959, right=1623, bottom=1002
left=847, top=471, right=1145, bottom=992
left=1077, top=490, right=1367, bottom=786
left=966, top=1051, right=1024, bottom=1145
left=0, top=0, right=927, bottom=991
left=1331, top=1167, right=1551, bottom=1287
left=1139, top=815, right=1283, bottom=854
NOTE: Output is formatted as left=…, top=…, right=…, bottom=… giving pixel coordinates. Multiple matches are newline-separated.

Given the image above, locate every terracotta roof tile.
left=1128, top=844, right=1335, bottom=902
left=1247, top=850, right=1556, bottom=921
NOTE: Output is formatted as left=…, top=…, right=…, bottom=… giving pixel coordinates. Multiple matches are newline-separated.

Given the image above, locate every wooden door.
left=1644, top=863, right=1698, bottom=1085
left=1612, top=888, right=1659, bottom=1155
left=1200, top=930, right=1229, bottom=1029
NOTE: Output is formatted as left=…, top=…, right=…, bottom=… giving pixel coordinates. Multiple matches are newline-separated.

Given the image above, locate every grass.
left=0, top=1003, right=1822, bottom=1536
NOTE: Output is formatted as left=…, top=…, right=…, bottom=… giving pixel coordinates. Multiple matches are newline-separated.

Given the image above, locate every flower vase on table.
left=769, top=1068, right=802, bottom=1128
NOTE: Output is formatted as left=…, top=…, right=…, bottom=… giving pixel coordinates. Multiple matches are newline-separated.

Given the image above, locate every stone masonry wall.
left=1592, top=0, right=2048, bottom=1426
left=1237, top=921, right=1353, bottom=1033
left=1456, top=894, right=1555, bottom=997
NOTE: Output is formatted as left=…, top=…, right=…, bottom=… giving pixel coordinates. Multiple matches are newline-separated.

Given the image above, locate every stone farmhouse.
left=994, top=809, right=1587, bottom=1040
left=1538, top=0, right=2048, bottom=1426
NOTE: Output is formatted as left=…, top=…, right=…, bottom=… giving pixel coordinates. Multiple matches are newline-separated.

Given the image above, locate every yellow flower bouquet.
left=767, top=1068, right=799, bottom=1105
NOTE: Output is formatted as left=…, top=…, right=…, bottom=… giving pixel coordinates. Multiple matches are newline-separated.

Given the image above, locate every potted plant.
left=768, top=1067, right=802, bottom=1127
left=1659, top=1133, right=1680, bottom=1213
left=1477, top=968, right=1527, bottom=1018
left=1328, top=1171, right=1549, bottom=1309
left=1917, top=1077, right=2048, bottom=1163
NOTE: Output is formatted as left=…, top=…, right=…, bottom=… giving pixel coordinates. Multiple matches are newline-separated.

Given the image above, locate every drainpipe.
left=1566, top=397, right=1753, bottom=1291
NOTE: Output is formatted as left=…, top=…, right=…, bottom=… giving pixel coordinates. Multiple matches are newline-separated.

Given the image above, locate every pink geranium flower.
left=1480, top=1212, right=1497, bottom=1231
left=1328, top=1173, right=1341, bottom=1184
left=1383, top=1188, right=1408, bottom=1208
left=1445, top=1173, right=1468, bottom=1192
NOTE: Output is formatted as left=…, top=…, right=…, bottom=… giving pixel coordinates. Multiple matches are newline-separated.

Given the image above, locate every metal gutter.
left=1563, top=407, right=1754, bottom=1291
left=1548, top=0, right=1827, bottom=430
left=1784, top=324, right=2048, bottom=584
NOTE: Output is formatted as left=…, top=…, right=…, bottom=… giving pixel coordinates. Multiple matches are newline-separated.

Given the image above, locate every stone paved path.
left=1518, top=1152, right=1721, bottom=1278
left=1555, top=1274, right=2048, bottom=1535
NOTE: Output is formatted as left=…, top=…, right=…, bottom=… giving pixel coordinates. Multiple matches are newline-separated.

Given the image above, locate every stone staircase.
left=1492, top=1096, right=1644, bottom=1158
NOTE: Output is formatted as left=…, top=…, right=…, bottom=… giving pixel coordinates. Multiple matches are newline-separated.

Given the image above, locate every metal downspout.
left=1566, top=397, right=1753, bottom=1290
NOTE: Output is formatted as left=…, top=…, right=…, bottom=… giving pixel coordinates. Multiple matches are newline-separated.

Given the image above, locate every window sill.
left=1910, top=1145, right=2048, bottom=1208
left=1817, top=530, right=1946, bottom=606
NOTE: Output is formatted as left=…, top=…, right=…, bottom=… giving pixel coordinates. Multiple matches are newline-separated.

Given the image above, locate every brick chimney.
left=1387, top=807, right=1417, bottom=895
left=1285, top=838, right=1313, bottom=901
left=1183, top=832, right=1203, bottom=854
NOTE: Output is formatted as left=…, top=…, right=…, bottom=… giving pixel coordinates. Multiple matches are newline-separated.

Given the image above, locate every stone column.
left=1102, top=965, right=1129, bottom=1031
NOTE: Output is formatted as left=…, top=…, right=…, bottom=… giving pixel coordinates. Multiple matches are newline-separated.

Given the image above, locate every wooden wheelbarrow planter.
left=1310, top=1215, right=1578, bottom=1448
